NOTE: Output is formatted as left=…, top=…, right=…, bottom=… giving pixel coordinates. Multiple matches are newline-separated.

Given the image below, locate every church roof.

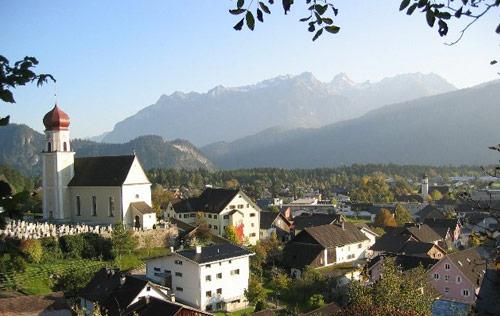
left=68, top=155, right=136, bottom=186
left=43, top=104, right=70, bottom=131
left=130, top=202, right=155, bottom=214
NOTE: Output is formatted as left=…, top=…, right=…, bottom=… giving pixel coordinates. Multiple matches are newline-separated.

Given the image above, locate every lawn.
left=345, top=217, right=372, bottom=224
left=214, top=306, right=255, bottom=316
left=2, top=247, right=170, bottom=295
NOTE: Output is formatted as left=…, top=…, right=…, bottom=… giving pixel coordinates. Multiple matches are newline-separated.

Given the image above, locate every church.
left=41, top=105, right=156, bottom=229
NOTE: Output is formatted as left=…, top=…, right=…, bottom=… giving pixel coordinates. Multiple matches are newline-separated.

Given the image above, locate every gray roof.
left=172, top=188, right=245, bottom=214
left=304, top=222, right=369, bottom=248
left=69, top=155, right=137, bottom=186
left=176, top=243, right=252, bottom=264
left=446, top=247, right=486, bottom=286
left=130, top=201, right=155, bottom=214
left=293, top=214, right=342, bottom=231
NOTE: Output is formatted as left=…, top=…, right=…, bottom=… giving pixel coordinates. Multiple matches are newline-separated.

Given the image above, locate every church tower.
left=42, top=104, right=75, bottom=220
left=421, top=174, right=429, bottom=199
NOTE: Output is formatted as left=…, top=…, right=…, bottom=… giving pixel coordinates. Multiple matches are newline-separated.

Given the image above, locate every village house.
left=387, top=223, right=444, bottom=245
left=146, top=243, right=253, bottom=312
left=165, top=188, right=261, bottom=245
left=41, top=105, right=156, bottom=229
left=370, top=234, right=446, bottom=259
left=282, top=222, right=370, bottom=276
left=0, top=292, right=72, bottom=316
left=78, top=268, right=191, bottom=316
left=367, top=254, right=438, bottom=282
left=291, top=213, right=344, bottom=236
left=428, top=247, right=488, bottom=305
left=259, top=211, right=292, bottom=241
left=424, top=218, right=462, bottom=247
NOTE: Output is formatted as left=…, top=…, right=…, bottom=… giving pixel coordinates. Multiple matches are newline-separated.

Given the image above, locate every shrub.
left=59, top=234, right=85, bottom=259
left=19, top=239, right=43, bottom=263
left=82, top=233, right=112, bottom=260
left=0, top=253, right=27, bottom=273
left=55, top=267, right=97, bottom=297
left=40, top=237, right=63, bottom=263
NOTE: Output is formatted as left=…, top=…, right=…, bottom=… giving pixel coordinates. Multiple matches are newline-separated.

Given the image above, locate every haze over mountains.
left=203, top=80, right=500, bottom=168
left=0, top=124, right=215, bottom=176
left=102, top=72, right=456, bottom=146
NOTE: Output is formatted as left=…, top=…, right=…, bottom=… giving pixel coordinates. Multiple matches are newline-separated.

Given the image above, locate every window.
left=208, top=214, right=212, bottom=219
left=108, top=197, right=115, bottom=217
left=208, top=224, right=212, bottom=228
left=444, top=287, right=450, bottom=293
left=358, top=243, right=362, bottom=249
left=214, top=225, right=218, bottom=230
left=444, top=275, right=449, bottom=281
left=76, top=196, right=81, bottom=216
left=456, top=276, right=462, bottom=284
left=238, top=204, right=244, bottom=209
left=183, top=214, right=189, bottom=218
left=223, top=215, right=229, bottom=219
left=206, top=305, right=213, bottom=311
left=433, top=273, right=440, bottom=280
left=217, top=288, right=222, bottom=295
left=206, top=264, right=211, bottom=268
left=175, top=272, right=183, bottom=277
left=174, top=260, right=183, bottom=265
left=154, top=267, right=161, bottom=272
left=63, top=142, right=68, bottom=151
left=231, top=269, right=240, bottom=275
left=206, top=291, right=212, bottom=298
left=251, top=223, right=254, bottom=227
left=214, top=215, right=217, bottom=219
left=92, top=196, right=97, bottom=216
left=228, top=260, right=232, bottom=264
left=47, top=142, right=52, bottom=152
left=216, top=273, right=222, bottom=279
left=462, top=289, right=470, bottom=297
left=230, top=205, right=236, bottom=209
left=190, top=213, right=196, bottom=217
left=250, top=233, right=256, bottom=237
left=176, top=287, right=183, bottom=292
left=206, top=275, right=212, bottom=281
left=444, top=263, right=451, bottom=270
left=246, top=204, right=249, bottom=208
left=135, top=194, right=140, bottom=198
left=250, top=213, right=256, bottom=217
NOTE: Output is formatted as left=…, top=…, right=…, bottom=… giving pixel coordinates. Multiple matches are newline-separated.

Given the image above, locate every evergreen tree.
left=394, top=204, right=414, bottom=226
left=111, top=223, right=137, bottom=258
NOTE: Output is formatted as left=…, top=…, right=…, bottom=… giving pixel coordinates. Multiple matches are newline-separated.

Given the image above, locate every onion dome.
left=43, top=104, right=70, bottom=131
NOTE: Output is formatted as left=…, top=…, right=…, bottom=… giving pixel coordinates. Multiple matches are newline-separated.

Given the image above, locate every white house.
left=146, top=243, right=253, bottom=312
left=165, top=188, right=261, bottom=245
left=41, top=105, right=156, bottom=229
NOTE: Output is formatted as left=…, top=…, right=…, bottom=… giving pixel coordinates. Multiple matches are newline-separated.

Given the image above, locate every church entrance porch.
left=129, top=201, right=157, bottom=230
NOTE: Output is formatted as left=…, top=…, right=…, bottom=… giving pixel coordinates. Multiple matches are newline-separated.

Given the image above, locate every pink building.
left=428, top=248, right=486, bottom=305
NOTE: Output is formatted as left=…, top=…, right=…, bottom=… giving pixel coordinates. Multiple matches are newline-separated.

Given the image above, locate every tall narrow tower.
left=42, top=105, right=75, bottom=220
left=421, top=174, right=429, bottom=199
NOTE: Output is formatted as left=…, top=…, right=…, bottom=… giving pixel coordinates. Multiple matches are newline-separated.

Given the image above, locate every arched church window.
left=47, top=142, right=52, bottom=152
left=63, top=142, right=68, bottom=151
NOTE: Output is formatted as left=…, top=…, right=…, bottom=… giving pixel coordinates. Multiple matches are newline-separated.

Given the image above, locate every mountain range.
left=102, top=72, right=456, bottom=146
left=202, top=80, right=500, bottom=168
left=0, top=124, right=215, bottom=176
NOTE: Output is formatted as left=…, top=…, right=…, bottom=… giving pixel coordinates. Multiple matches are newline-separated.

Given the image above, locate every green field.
left=1, top=247, right=170, bottom=295
left=214, top=306, right=255, bottom=316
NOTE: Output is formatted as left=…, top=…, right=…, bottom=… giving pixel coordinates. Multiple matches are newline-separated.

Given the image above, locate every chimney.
left=170, top=246, right=174, bottom=253
left=196, top=245, right=202, bottom=254
left=120, top=275, right=126, bottom=286
left=217, top=248, right=220, bottom=254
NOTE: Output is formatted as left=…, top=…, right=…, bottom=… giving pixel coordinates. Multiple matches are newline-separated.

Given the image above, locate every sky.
left=2, top=0, right=499, bottom=138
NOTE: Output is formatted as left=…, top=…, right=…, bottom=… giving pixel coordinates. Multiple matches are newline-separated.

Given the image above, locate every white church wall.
left=123, top=158, right=151, bottom=185
left=69, top=187, right=122, bottom=225
left=122, top=184, right=153, bottom=227
left=43, top=151, right=74, bottom=221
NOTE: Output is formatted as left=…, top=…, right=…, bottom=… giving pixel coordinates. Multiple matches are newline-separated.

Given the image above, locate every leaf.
left=407, top=3, right=418, bottom=15
left=322, top=18, right=333, bottom=25
left=331, top=6, right=338, bottom=16
left=312, top=28, right=323, bottom=41
left=437, top=19, right=448, bottom=36
left=0, top=116, right=10, bottom=126
left=259, top=2, right=271, bottom=14
left=246, top=11, right=255, bottom=30
left=308, top=23, right=315, bottom=32
left=234, top=18, right=244, bottom=31
left=0, top=89, right=15, bottom=103
left=400, top=0, right=411, bottom=11
left=299, top=16, right=312, bottom=22
left=237, top=0, right=244, bottom=9
left=417, top=0, right=427, bottom=8
left=314, top=4, right=327, bottom=15
left=426, top=9, right=435, bottom=27
left=257, top=8, right=264, bottom=22
left=496, top=23, right=500, bottom=34
left=454, top=7, right=462, bottom=18
left=491, top=60, right=498, bottom=65
left=282, top=0, right=293, bottom=14
left=324, top=25, right=340, bottom=33
left=229, top=8, right=246, bottom=15
left=437, top=11, right=451, bottom=20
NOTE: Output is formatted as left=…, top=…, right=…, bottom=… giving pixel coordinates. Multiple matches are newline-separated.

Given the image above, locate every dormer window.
left=47, top=142, right=52, bottom=152
left=63, top=142, right=68, bottom=151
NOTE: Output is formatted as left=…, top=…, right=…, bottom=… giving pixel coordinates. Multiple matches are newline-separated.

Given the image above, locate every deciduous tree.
left=374, top=208, right=397, bottom=227
left=394, top=203, right=414, bottom=226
